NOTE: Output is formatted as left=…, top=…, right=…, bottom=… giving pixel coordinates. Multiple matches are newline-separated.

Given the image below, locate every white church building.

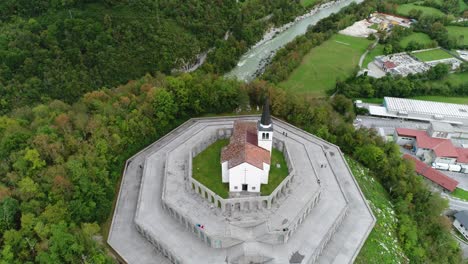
left=221, top=100, right=273, bottom=193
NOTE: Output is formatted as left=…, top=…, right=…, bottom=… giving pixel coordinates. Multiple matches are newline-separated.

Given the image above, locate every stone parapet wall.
left=185, top=130, right=325, bottom=245
left=114, top=116, right=375, bottom=264
left=188, top=131, right=296, bottom=215
left=135, top=223, right=181, bottom=264
left=134, top=157, right=182, bottom=263
left=191, top=128, right=232, bottom=157
left=308, top=206, right=349, bottom=263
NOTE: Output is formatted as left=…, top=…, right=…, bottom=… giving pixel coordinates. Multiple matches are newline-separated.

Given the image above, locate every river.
left=225, top=0, right=364, bottom=82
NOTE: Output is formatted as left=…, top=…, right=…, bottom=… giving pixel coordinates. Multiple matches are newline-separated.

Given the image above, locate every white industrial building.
left=368, top=97, right=468, bottom=126
left=221, top=101, right=273, bottom=193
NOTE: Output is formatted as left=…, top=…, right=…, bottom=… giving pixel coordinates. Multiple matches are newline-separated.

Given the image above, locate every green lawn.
left=411, top=96, right=468, bottom=105
left=412, top=48, right=453, bottom=61
left=192, top=139, right=289, bottom=198
left=447, top=26, right=468, bottom=46
left=451, top=188, right=468, bottom=201
left=438, top=71, right=468, bottom=86
left=193, top=139, right=230, bottom=198
left=362, top=44, right=384, bottom=68
left=397, top=3, right=445, bottom=17
left=361, top=33, right=435, bottom=68
left=300, top=0, right=319, bottom=7
left=346, top=158, right=408, bottom=263
left=399, top=32, right=434, bottom=48
left=280, top=34, right=373, bottom=96
left=357, top=95, right=468, bottom=105
left=261, top=148, right=289, bottom=195
left=356, top=97, right=384, bottom=104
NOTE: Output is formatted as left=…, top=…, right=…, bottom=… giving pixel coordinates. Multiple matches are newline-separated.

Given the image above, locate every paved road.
left=440, top=192, right=468, bottom=211
left=356, top=115, right=430, bottom=136
left=444, top=171, right=468, bottom=190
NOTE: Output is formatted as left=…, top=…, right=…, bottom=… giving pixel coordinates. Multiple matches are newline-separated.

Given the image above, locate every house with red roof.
left=394, top=127, right=468, bottom=166
left=403, top=154, right=458, bottom=192
left=221, top=100, right=273, bottom=193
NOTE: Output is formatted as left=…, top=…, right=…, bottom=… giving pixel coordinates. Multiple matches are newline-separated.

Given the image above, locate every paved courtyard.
left=107, top=116, right=375, bottom=263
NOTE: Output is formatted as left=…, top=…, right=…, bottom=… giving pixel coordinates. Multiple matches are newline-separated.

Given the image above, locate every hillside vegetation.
left=0, top=0, right=304, bottom=114
left=347, top=158, right=408, bottom=264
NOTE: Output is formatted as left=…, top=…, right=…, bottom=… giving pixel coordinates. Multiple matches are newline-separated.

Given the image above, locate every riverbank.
left=226, top=0, right=363, bottom=82
left=252, top=0, right=346, bottom=50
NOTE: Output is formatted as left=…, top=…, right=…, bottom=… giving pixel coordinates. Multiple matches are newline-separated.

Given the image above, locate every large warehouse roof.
left=385, top=97, right=468, bottom=119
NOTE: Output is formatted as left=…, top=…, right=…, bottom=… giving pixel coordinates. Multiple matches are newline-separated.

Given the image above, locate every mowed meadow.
left=279, top=34, right=372, bottom=96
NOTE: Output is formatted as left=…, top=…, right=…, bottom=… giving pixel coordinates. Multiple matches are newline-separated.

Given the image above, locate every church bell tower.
left=257, top=98, right=273, bottom=154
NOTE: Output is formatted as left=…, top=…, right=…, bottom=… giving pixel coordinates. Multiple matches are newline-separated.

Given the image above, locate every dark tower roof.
left=260, top=98, right=271, bottom=126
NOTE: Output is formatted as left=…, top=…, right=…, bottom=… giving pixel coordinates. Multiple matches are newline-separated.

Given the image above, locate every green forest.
left=0, top=71, right=462, bottom=263
left=0, top=0, right=303, bottom=114
left=0, top=0, right=466, bottom=263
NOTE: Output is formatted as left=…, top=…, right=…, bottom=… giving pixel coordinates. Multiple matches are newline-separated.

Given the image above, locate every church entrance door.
left=242, top=184, right=248, bottom=191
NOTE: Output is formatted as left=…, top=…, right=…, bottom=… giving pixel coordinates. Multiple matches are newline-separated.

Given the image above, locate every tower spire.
left=260, top=97, right=271, bottom=126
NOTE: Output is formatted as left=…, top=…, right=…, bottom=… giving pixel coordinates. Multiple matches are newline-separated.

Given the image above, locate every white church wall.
left=261, top=163, right=270, bottom=184
left=229, top=163, right=263, bottom=192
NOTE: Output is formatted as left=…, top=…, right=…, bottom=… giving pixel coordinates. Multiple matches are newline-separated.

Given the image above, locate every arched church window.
left=266, top=133, right=269, bottom=139
left=262, top=133, right=266, bottom=139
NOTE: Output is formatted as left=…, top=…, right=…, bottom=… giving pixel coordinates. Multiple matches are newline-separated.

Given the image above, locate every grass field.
left=447, top=26, right=468, bottom=46
left=280, top=34, right=373, bottom=96
left=192, top=139, right=289, bottom=198
left=399, top=32, right=433, bottom=48
left=260, top=149, right=289, bottom=195
left=193, top=139, right=230, bottom=198
left=358, top=95, right=468, bottom=105
left=451, top=188, right=468, bottom=201
left=356, top=98, right=384, bottom=104
left=438, top=71, right=468, bottom=86
left=411, top=96, right=468, bottom=104
left=412, top=48, right=453, bottom=61
left=362, top=44, right=384, bottom=68
left=300, top=0, right=319, bottom=7
left=346, top=158, right=408, bottom=263
left=397, top=3, right=445, bottom=17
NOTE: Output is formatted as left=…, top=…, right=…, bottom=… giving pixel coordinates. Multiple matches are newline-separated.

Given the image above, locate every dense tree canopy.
left=0, top=0, right=304, bottom=114
left=0, top=72, right=245, bottom=263
left=0, top=0, right=464, bottom=263
left=335, top=63, right=468, bottom=99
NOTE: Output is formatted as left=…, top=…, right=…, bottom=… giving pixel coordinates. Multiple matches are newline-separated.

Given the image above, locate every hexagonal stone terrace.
left=108, top=116, right=375, bottom=264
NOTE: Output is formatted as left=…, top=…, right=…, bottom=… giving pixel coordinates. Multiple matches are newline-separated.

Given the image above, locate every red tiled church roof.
left=403, top=154, right=458, bottom=192
left=221, top=121, right=270, bottom=170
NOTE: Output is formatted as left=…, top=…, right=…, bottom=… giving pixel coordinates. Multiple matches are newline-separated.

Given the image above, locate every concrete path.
left=108, top=116, right=375, bottom=263
left=358, top=36, right=379, bottom=69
